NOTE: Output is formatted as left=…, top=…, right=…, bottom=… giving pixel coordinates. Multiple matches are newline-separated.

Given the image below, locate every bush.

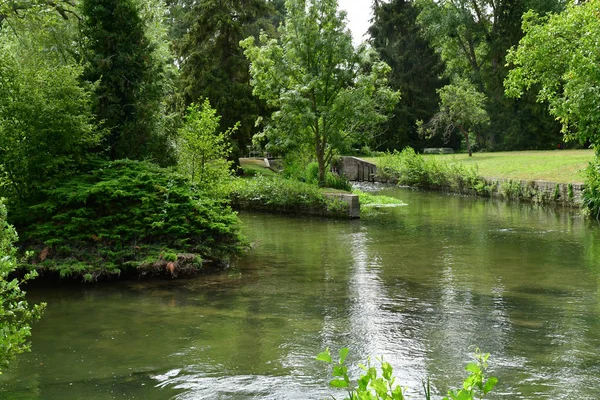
left=0, top=199, right=45, bottom=371
left=377, top=148, right=491, bottom=196
left=228, top=176, right=348, bottom=217
left=16, top=160, right=245, bottom=279
left=583, top=157, right=600, bottom=220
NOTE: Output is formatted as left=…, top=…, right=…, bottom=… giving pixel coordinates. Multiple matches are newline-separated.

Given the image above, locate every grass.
left=363, top=150, right=594, bottom=183
left=239, top=158, right=278, bottom=177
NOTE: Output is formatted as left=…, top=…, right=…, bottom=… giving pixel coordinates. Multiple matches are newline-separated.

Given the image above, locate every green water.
left=2, top=187, right=600, bottom=399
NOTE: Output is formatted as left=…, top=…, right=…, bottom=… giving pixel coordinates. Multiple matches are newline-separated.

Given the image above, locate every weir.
left=337, top=156, right=378, bottom=182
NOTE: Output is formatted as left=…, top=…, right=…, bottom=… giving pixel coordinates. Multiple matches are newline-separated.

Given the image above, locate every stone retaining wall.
left=336, top=157, right=583, bottom=208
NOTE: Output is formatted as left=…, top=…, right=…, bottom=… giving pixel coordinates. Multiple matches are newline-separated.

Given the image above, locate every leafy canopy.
left=419, top=79, right=489, bottom=156
left=241, top=0, right=399, bottom=183
left=0, top=30, right=101, bottom=203
left=505, top=0, right=600, bottom=150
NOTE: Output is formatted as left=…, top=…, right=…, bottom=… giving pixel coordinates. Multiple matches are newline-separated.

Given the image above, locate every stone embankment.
left=337, top=156, right=584, bottom=208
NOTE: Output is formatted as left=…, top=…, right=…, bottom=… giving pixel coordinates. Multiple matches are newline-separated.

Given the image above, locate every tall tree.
left=419, top=79, right=489, bottom=156
left=82, top=0, right=171, bottom=163
left=171, top=0, right=284, bottom=162
left=505, top=0, right=600, bottom=150
left=415, top=0, right=565, bottom=150
left=369, top=0, right=448, bottom=151
left=0, top=9, right=100, bottom=204
left=241, top=0, right=399, bottom=183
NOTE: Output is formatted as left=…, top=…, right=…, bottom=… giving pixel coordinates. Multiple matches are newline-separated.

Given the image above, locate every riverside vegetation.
left=2, top=0, right=600, bottom=384
left=375, top=148, right=598, bottom=212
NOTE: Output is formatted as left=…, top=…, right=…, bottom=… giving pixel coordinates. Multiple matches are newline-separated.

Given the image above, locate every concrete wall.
left=323, top=193, right=360, bottom=219
left=338, top=157, right=378, bottom=182
left=488, top=178, right=583, bottom=207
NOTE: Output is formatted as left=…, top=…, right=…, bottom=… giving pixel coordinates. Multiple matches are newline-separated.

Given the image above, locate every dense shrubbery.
left=15, top=160, right=244, bottom=280
left=583, top=157, right=600, bottom=220
left=228, top=175, right=348, bottom=217
left=0, top=200, right=45, bottom=371
left=377, top=148, right=491, bottom=196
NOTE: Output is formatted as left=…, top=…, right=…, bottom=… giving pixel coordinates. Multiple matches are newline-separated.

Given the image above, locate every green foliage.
left=0, top=31, right=101, bottom=203
left=82, top=0, right=172, bottom=163
left=416, top=0, right=564, bottom=151
left=352, top=190, right=405, bottom=208
left=443, top=349, right=498, bottom=400
left=241, top=0, right=400, bottom=183
left=583, top=158, right=600, bottom=220
left=505, top=0, right=600, bottom=149
left=16, top=160, right=244, bottom=279
left=318, top=347, right=497, bottom=400
left=0, top=199, right=45, bottom=373
left=177, top=100, right=237, bottom=196
left=377, top=148, right=492, bottom=196
left=419, top=79, right=489, bottom=157
left=171, top=0, right=281, bottom=159
left=305, top=162, right=352, bottom=191
left=369, top=0, right=448, bottom=151
left=228, top=176, right=348, bottom=217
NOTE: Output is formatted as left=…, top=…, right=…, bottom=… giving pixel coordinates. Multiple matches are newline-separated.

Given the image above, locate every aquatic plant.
left=318, top=347, right=497, bottom=400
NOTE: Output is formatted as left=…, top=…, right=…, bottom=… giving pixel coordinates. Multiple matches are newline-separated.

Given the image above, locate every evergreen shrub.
left=17, top=160, right=244, bottom=280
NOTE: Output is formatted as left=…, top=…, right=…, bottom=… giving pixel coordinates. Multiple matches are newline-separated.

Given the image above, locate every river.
left=2, top=186, right=600, bottom=399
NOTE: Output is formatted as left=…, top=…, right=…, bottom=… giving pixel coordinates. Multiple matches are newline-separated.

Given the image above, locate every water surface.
left=2, top=187, right=600, bottom=399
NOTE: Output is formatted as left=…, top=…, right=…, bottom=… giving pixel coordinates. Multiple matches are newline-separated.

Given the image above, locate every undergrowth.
left=583, top=156, right=600, bottom=220
left=377, top=148, right=492, bottom=196
left=228, top=175, right=349, bottom=217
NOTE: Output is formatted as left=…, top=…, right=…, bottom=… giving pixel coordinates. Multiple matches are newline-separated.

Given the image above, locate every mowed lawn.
left=364, top=150, right=595, bottom=183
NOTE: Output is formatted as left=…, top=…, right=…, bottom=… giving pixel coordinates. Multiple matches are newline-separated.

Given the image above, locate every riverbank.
left=352, top=149, right=591, bottom=209
left=363, top=149, right=593, bottom=184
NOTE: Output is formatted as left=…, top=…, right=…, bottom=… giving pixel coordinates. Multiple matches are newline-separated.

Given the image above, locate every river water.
left=2, top=187, right=600, bottom=399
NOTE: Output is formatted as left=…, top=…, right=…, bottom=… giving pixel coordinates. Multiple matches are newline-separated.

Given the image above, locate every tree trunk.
left=317, top=149, right=326, bottom=186
left=459, top=126, right=472, bottom=157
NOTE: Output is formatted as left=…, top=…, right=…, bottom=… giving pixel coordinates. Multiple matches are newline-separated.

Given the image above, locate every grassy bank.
left=363, top=149, right=594, bottom=183
left=374, top=148, right=584, bottom=208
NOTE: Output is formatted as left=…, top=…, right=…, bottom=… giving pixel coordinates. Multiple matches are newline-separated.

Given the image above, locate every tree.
left=177, top=100, right=237, bottom=195
left=415, top=0, right=565, bottom=150
left=419, top=79, right=489, bottom=156
left=171, top=0, right=283, bottom=164
left=369, top=0, right=448, bottom=151
left=0, top=199, right=45, bottom=373
left=82, top=0, right=171, bottom=162
left=505, top=0, right=600, bottom=150
left=241, top=0, right=399, bottom=183
left=0, top=30, right=101, bottom=204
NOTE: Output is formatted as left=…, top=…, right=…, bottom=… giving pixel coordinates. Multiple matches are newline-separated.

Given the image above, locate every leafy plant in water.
left=318, top=347, right=497, bottom=400
left=317, top=347, right=406, bottom=399
left=443, top=349, right=498, bottom=400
